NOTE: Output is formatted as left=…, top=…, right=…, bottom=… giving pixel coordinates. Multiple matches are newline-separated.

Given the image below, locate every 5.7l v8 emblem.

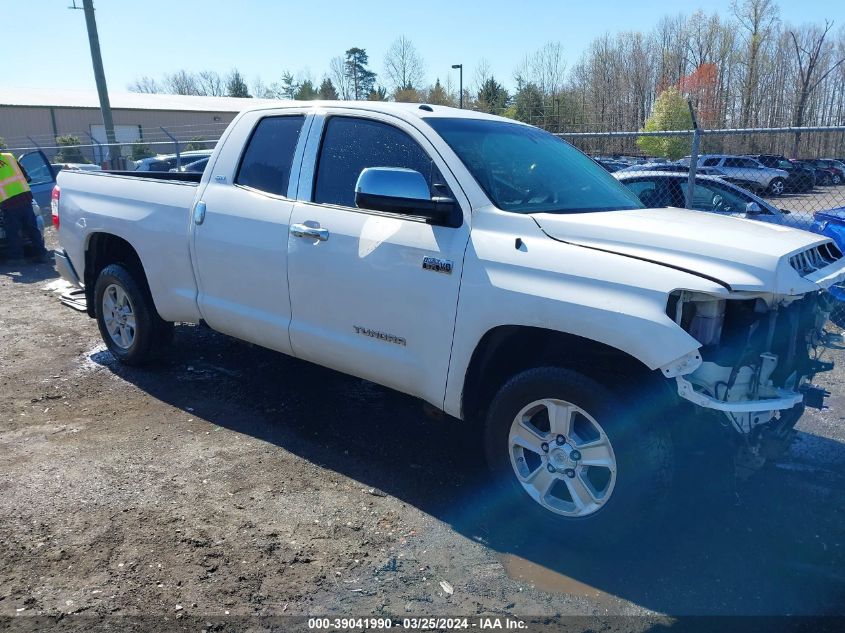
left=422, top=256, right=453, bottom=275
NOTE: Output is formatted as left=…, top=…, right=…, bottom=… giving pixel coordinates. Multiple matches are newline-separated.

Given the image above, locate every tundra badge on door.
left=422, top=256, right=453, bottom=274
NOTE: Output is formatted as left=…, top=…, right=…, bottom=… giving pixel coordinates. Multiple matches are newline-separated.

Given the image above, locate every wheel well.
left=83, top=233, right=148, bottom=318
left=461, top=326, right=657, bottom=423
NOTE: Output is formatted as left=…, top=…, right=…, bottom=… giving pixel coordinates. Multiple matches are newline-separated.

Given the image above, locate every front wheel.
left=483, top=367, right=674, bottom=543
left=833, top=174, right=843, bottom=185
left=767, top=177, right=786, bottom=196
left=94, top=263, right=172, bottom=365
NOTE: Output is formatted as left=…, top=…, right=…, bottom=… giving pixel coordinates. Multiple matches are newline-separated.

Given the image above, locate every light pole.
left=451, top=64, right=463, bottom=109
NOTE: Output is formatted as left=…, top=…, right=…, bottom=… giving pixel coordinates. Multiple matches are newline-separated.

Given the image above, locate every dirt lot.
left=1, top=231, right=844, bottom=630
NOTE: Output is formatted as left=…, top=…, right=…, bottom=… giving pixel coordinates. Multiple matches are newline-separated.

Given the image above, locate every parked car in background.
left=792, top=160, right=834, bottom=186
left=811, top=206, right=845, bottom=302
left=595, top=158, right=629, bottom=172
left=805, top=159, right=845, bottom=185
left=53, top=163, right=103, bottom=173
left=617, top=162, right=727, bottom=177
left=170, top=156, right=209, bottom=173
left=134, top=150, right=212, bottom=172
left=748, top=154, right=815, bottom=192
left=683, top=154, right=789, bottom=196
left=614, top=170, right=806, bottom=229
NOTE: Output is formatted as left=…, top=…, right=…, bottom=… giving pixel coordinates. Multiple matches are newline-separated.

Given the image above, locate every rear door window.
left=236, top=115, right=305, bottom=197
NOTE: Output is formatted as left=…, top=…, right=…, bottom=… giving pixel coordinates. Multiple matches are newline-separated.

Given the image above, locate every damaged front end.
left=663, top=284, right=839, bottom=472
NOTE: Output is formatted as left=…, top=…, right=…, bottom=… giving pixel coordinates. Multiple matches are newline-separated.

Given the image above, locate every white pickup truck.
left=53, top=102, right=845, bottom=539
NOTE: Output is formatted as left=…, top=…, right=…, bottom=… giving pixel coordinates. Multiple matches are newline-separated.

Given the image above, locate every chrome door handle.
left=290, top=223, right=329, bottom=241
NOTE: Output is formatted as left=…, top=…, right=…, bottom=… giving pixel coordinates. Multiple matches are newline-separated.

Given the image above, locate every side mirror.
left=355, top=167, right=456, bottom=225
left=746, top=201, right=762, bottom=214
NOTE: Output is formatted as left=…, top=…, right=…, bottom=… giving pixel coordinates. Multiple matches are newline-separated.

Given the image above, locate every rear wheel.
left=94, top=263, right=172, bottom=365
left=833, top=173, right=843, bottom=185
left=767, top=177, right=786, bottom=196
left=821, top=173, right=833, bottom=186
left=483, top=367, right=673, bottom=543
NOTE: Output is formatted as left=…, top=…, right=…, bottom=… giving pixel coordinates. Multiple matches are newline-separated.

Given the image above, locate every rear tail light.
left=51, top=185, right=60, bottom=229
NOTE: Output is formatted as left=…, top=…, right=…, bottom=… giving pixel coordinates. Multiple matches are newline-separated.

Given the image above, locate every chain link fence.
left=5, top=120, right=845, bottom=320
left=560, top=125, right=845, bottom=322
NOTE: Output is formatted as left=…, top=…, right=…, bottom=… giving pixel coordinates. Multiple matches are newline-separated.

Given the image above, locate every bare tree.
left=196, top=71, right=225, bottom=96
left=384, top=36, right=425, bottom=93
left=329, top=56, right=352, bottom=99
left=164, top=70, right=200, bottom=95
left=789, top=20, right=845, bottom=153
left=733, top=0, right=779, bottom=128
left=515, top=42, right=567, bottom=97
left=128, top=76, right=160, bottom=93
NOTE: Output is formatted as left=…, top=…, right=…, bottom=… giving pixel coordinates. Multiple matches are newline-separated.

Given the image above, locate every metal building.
left=0, top=88, right=277, bottom=163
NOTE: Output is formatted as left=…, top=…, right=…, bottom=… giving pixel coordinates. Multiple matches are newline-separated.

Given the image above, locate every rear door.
left=285, top=111, right=471, bottom=407
left=191, top=111, right=310, bottom=354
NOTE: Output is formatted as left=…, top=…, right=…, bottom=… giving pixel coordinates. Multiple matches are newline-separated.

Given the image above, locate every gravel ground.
left=1, top=230, right=844, bottom=629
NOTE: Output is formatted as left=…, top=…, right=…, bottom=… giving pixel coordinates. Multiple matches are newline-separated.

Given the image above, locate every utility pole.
left=74, top=0, right=117, bottom=167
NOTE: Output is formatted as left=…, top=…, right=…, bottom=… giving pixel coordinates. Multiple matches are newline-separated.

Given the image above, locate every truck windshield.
left=426, top=118, right=643, bottom=214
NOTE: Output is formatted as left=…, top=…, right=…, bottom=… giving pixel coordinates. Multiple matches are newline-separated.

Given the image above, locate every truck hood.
left=532, top=207, right=843, bottom=293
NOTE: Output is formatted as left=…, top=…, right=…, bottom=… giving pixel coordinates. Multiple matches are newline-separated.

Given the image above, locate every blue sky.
left=7, top=0, right=842, bottom=94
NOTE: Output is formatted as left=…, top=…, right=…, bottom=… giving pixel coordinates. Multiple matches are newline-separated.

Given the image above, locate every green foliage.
left=226, top=69, right=251, bottom=98
left=637, top=87, right=693, bottom=159
left=318, top=78, right=338, bottom=100
left=280, top=71, right=298, bottom=100
left=513, top=83, right=545, bottom=123
left=476, top=77, right=509, bottom=113
left=186, top=136, right=207, bottom=151
left=425, top=79, right=455, bottom=107
left=131, top=143, right=155, bottom=160
left=367, top=86, right=388, bottom=101
left=294, top=80, right=319, bottom=100
left=54, top=135, right=88, bottom=163
left=345, top=48, right=377, bottom=99
left=392, top=87, right=421, bottom=102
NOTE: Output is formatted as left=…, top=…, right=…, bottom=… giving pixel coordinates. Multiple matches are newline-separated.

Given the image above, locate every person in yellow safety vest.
left=0, top=152, right=48, bottom=264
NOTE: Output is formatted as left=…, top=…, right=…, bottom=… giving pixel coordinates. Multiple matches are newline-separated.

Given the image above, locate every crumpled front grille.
left=790, top=242, right=843, bottom=276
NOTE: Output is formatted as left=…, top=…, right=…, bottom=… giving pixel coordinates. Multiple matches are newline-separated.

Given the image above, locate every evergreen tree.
left=295, top=80, right=319, bottom=100
left=367, top=86, right=388, bottom=101
left=477, top=77, right=509, bottom=113
left=318, top=78, right=339, bottom=100
left=226, top=69, right=251, bottom=98
left=344, top=48, right=377, bottom=100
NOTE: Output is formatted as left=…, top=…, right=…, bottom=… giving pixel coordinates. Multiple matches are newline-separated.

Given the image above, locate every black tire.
left=834, top=174, right=843, bottom=185
left=767, top=177, right=786, bottom=196
left=822, top=173, right=833, bottom=186
left=483, top=367, right=674, bottom=544
left=94, top=263, right=171, bottom=366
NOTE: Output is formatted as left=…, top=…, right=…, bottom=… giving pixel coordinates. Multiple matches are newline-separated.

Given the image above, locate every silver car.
left=683, top=154, right=789, bottom=196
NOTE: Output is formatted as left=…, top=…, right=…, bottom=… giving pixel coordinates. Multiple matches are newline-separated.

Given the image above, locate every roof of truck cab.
left=239, top=100, right=527, bottom=124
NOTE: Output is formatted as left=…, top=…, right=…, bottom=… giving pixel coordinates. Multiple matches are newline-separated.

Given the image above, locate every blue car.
left=811, top=206, right=845, bottom=301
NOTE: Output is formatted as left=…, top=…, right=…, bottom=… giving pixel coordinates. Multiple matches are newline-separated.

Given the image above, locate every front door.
left=192, top=113, right=308, bottom=353
left=286, top=112, right=471, bottom=407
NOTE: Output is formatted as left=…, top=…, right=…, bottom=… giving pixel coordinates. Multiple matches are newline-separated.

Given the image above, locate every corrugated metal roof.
left=0, top=87, right=280, bottom=112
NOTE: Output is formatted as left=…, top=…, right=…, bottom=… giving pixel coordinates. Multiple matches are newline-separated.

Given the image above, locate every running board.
left=60, top=289, right=88, bottom=312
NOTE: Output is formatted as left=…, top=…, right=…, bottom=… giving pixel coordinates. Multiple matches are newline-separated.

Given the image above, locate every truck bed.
left=56, top=169, right=203, bottom=324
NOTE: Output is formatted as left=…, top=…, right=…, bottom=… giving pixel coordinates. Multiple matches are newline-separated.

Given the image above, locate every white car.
left=52, top=102, right=845, bottom=539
